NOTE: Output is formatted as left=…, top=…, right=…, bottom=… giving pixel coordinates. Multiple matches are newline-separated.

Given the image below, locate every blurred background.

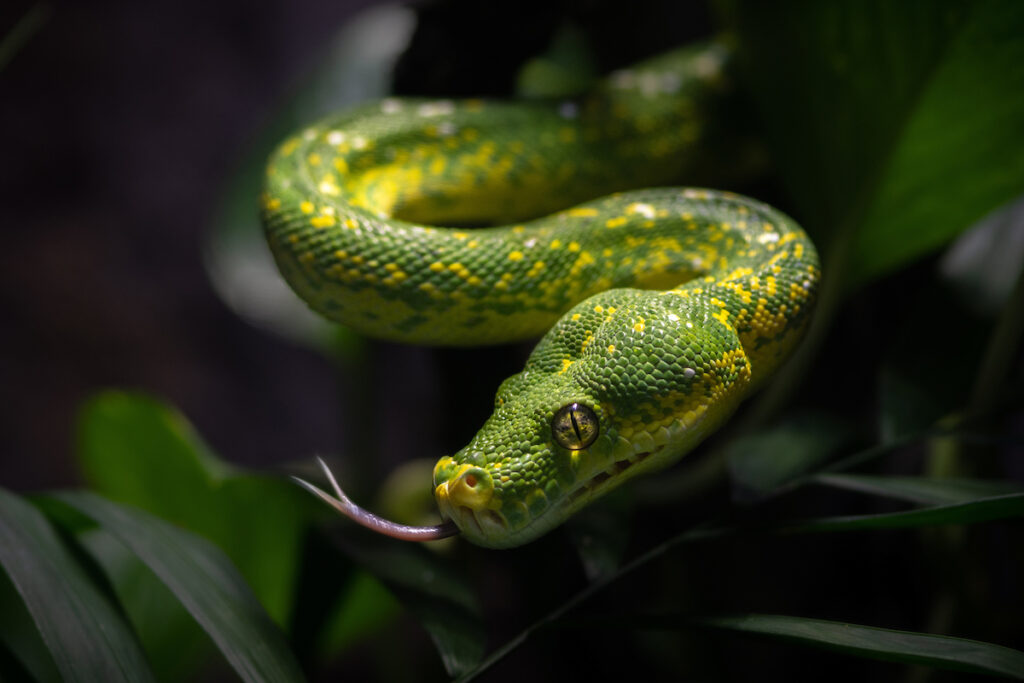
left=2, top=1, right=1023, bottom=681
left=0, top=0, right=716, bottom=490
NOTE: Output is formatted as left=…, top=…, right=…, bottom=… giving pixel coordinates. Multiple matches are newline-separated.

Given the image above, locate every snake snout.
left=434, top=462, right=510, bottom=539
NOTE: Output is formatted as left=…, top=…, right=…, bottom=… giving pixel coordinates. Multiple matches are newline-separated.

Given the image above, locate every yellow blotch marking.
left=571, top=313, right=581, bottom=321
left=550, top=239, right=562, bottom=249
left=508, top=251, right=524, bottom=261
left=633, top=318, right=645, bottom=334
left=333, top=157, right=348, bottom=174
left=288, top=234, right=299, bottom=244
left=334, top=250, right=348, bottom=259
left=307, top=153, right=322, bottom=166
left=607, top=344, right=616, bottom=354
left=766, top=276, right=778, bottom=296
left=467, top=240, right=479, bottom=248
left=453, top=232, right=469, bottom=240
left=310, top=215, right=335, bottom=228
left=568, top=241, right=581, bottom=252
left=280, top=138, right=299, bottom=156
left=605, top=216, right=628, bottom=228
left=568, top=207, right=598, bottom=218
left=594, top=305, right=604, bottom=313
left=526, top=261, right=545, bottom=277
left=429, top=262, right=445, bottom=272
left=344, top=218, right=358, bottom=230
left=559, top=358, right=573, bottom=374
left=512, top=225, right=525, bottom=234
left=299, top=201, right=314, bottom=214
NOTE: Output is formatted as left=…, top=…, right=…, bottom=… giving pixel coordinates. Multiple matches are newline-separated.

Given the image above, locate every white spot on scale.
left=417, top=100, right=456, bottom=117
left=685, top=321, right=693, bottom=329
left=683, top=368, right=696, bottom=379
left=694, top=53, right=723, bottom=79
left=302, top=128, right=317, bottom=141
left=381, top=98, right=403, bottom=114
left=627, top=202, right=656, bottom=218
left=523, top=238, right=537, bottom=248
left=757, top=232, right=780, bottom=244
left=326, top=130, right=346, bottom=145
left=667, top=313, right=680, bottom=322
left=436, top=121, right=457, bottom=137
left=351, top=136, right=369, bottom=150
left=802, top=280, right=812, bottom=289
left=558, top=101, right=579, bottom=119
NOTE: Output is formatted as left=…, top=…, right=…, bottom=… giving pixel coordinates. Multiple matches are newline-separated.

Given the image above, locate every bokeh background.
left=2, top=1, right=1023, bottom=681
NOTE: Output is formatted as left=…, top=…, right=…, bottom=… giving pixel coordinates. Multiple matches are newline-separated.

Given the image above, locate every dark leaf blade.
left=729, top=0, right=1024, bottom=287
left=814, top=473, right=1024, bottom=506
left=703, top=614, right=1024, bottom=679
left=0, top=488, right=155, bottom=683
left=786, top=492, right=1024, bottom=534
left=49, top=491, right=305, bottom=683
left=341, top=538, right=484, bottom=677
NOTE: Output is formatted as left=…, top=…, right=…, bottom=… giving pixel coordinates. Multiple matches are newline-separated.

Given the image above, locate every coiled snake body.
left=262, top=42, right=820, bottom=548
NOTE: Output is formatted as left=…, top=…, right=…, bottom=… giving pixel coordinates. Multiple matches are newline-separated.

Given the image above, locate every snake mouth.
left=444, top=504, right=508, bottom=538
left=566, top=445, right=664, bottom=506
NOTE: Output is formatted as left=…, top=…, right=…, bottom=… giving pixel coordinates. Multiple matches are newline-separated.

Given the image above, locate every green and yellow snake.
left=262, top=42, right=820, bottom=548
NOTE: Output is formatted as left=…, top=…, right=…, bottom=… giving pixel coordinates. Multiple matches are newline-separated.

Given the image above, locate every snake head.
left=432, top=373, right=623, bottom=548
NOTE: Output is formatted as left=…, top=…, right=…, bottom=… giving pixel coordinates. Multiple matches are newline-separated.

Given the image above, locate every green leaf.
left=76, top=391, right=311, bottom=625
left=47, top=491, right=305, bottom=683
left=0, top=488, right=155, bottom=683
left=702, top=614, right=1024, bottom=679
left=785, top=492, right=1024, bottom=533
left=813, top=473, right=1024, bottom=506
left=342, top=539, right=484, bottom=677
left=75, top=528, right=212, bottom=681
left=729, top=0, right=1024, bottom=287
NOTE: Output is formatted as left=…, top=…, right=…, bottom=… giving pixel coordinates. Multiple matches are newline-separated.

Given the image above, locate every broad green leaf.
left=0, top=569, right=58, bottom=683
left=342, top=539, right=484, bottom=677
left=76, top=391, right=311, bottom=625
left=813, top=473, right=1024, bottom=506
left=48, top=491, right=305, bottom=683
left=702, top=614, right=1024, bottom=679
left=0, top=488, right=155, bottom=683
left=728, top=0, right=1024, bottom=287
left=785, top=492, right=1024, bottom=534
left=75, top=528, right=212, bottom=682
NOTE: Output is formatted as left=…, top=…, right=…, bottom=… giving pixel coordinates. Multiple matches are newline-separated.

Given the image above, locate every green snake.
left=262, top=41, right=820, bottom=548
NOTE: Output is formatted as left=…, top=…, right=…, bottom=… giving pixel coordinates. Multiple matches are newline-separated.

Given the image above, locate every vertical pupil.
left=569, top=405, right=582, bottom=442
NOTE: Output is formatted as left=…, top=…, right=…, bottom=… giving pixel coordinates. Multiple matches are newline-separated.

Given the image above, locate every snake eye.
left=551, top=402, right=599, bottom=450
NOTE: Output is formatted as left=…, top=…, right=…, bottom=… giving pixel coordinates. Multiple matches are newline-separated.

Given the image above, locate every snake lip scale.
left=267, top=41, right=820, bottom=548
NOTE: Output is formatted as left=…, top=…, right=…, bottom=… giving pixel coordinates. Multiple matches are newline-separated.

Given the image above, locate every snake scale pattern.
left=262, top=42, right=820, bottom=547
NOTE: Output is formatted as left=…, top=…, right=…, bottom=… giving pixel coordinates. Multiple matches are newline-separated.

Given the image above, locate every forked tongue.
left=292, top=457, right=459, bottom=541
